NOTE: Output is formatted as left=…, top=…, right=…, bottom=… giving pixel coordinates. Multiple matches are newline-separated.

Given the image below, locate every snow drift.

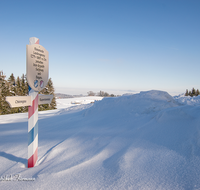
left=0, top=90, right=200, bottom=189
left=84, top=90, right=179, bottom=117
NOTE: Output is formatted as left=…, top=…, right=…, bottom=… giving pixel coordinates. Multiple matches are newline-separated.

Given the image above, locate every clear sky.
left=1, top=0, right=199, bottom=95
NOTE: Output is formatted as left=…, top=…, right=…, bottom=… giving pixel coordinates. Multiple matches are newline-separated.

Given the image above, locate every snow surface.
left=1, top=91, right=200, bottom=189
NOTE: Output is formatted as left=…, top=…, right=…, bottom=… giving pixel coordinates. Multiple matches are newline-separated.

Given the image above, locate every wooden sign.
left=6, top=96, right=31, bottom=108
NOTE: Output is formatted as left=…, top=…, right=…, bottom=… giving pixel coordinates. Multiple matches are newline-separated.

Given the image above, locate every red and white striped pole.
left=28, top=37, right=39, bottom=168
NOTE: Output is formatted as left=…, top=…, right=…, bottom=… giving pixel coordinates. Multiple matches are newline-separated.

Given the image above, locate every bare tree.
left=87, top=91, right=96, bottom=96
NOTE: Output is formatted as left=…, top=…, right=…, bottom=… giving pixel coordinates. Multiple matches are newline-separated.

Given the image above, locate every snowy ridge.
left=0, top=90, right=200, bottom=189
left=84, top=90, right=179, bottom=118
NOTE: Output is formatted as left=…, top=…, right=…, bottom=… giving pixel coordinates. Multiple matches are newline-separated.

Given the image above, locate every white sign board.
left=6, top=96, right=31, bottom=108
left=26, top=44, right=49, bottom=92
left=38, top=95, right=53, bottom=105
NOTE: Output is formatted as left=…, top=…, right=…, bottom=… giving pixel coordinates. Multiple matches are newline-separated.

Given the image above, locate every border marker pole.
left=28, top=37, right=39, bottom=168
left=5, top=37, right=50, bottom=168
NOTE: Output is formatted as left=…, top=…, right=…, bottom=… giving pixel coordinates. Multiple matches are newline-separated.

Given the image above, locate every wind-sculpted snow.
left=0, top=90, right=200, bottom=189
left=84, top=90, right=179, bottom=118
left=174, top=93, right=200, bottom=106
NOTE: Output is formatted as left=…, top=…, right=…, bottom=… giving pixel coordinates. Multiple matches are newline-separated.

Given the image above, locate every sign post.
left=6, top=37, right=53, bottom=168
left=27, top=37, right=40, bottom=168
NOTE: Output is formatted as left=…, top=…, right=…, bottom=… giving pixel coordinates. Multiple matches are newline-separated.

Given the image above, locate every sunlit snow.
left=1, top=91, right=200, bottom=189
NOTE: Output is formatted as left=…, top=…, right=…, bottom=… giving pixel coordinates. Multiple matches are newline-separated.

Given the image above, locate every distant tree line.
left=0, top=71, right=56, bottom=115
left=185, top=88, right=200, bottom=97
left=87, top=90, right=119, bottom=97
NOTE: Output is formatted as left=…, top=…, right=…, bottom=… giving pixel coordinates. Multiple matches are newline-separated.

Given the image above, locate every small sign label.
left=34, top=80, right=38, bottom=88
left=40, top=80, right=44, bottom=88
left=38, top=95, right=53, bottom=105
left=6, top=96, right=31, bottom=108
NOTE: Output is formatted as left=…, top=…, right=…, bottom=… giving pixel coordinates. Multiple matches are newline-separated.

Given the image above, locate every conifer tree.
left=39, top=78, right=56, bottom=111
left=185, top=89, right=189, bottom=96
left=21, top=74, right=28, bottom=96
left=47, top=78, right=57, bottom=110
left=15, top=76, right=21, bottom=96
left=0, top=71, right=11, bottom=114
left=19, top=74, right=28, bottom=112
left=192, top=88, right=196, bottom=97
left=8, top=73, right=15, bottom=86
left=185, top=88, right=200, bottom=97
left=8, top=73, right=16, bottom=96
left=196, top=89, right=200, bottom=96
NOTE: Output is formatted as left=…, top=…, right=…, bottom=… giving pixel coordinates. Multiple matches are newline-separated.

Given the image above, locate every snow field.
left=0, top=91, right=200, bottom=189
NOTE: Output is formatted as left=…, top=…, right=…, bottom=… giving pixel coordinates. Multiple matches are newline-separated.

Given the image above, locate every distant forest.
left=0, top=71, right=56, bottom=115
left=185, top=88, right=200, bottom=97
left=87, top=91, right=119, bottom=97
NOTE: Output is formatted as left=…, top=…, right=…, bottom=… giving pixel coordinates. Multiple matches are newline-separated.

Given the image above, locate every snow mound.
left=84, top=90, right=179, bottom=117
left=174, top=93, right=200, bottom=106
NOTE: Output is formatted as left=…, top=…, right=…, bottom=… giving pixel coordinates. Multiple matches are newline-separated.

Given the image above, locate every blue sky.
left=1, top=0, right=200, bottom=95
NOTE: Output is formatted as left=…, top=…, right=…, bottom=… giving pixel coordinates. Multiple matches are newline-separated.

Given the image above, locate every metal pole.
left=28, top=37, right=39, bottom=168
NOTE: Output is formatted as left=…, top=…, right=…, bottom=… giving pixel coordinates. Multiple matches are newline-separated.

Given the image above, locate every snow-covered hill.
left=0, top=91, right=200, bottom=189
